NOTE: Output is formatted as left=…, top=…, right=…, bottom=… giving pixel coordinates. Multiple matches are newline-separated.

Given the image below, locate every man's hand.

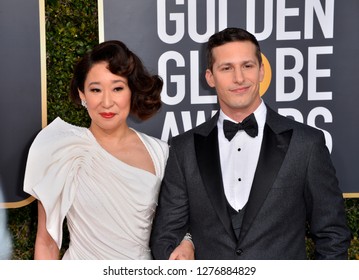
left=169, top=240, right=195, bottom=260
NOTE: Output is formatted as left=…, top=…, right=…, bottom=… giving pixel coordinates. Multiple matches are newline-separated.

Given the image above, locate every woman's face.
left=79, top=61, right=131, bottom=134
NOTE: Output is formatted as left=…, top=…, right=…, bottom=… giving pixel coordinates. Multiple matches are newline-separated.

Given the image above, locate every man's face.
left=205, top=41, right=264, bottom=121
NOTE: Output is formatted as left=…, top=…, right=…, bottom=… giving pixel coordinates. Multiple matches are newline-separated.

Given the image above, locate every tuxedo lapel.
left=194, top=124, right=237, bottom=241
left=238, top=111, right=293, bottom=244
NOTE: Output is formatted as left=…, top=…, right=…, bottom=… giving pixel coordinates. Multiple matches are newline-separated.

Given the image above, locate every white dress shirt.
left=217, top=101, right=267, bottom=211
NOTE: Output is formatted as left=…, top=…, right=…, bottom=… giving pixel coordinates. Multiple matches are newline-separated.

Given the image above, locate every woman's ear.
left=78, top=90, right=87, bottom=108
left=79, top=89, right=85, bottom=100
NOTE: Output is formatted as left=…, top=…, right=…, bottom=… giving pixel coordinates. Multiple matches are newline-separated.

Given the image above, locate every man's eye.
left=221, top=66, right=231, bottom=71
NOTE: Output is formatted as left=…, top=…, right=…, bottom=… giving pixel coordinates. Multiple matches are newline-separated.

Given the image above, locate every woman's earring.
left=81, top=99, right=87, bottom=109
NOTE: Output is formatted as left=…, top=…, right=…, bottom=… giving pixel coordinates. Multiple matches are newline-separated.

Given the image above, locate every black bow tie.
left=223, top=113, right=258, bottom=141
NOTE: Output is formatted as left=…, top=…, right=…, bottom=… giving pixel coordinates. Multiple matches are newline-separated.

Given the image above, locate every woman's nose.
left=102, top=91, right=114, bottom=108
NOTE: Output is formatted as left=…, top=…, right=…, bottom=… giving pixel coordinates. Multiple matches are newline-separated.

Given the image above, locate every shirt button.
left=238, top=148, right=241, bottom=151
left=238, top=178, right=241, bottom=181
left=236, top=249, right=243, bottom=256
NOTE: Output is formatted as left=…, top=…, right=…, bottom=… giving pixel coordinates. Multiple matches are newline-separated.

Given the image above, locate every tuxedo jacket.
left=150, top=105, right=351, bottom=260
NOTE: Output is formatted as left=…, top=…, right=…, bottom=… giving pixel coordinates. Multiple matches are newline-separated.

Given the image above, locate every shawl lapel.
left=194, top=113, right=237, bottom=240
left=238, top=107, right=293, bottom=244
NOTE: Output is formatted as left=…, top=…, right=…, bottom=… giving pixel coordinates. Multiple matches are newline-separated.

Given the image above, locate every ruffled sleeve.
left=23, top=117, right=92, bottom=248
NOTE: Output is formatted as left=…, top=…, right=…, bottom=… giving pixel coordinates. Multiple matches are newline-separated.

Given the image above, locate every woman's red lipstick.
left=99, top=112, right=116, bottom=119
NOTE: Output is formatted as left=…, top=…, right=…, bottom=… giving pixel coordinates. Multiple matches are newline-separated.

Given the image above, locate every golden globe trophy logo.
left=260, top=54, right=272, bottom=97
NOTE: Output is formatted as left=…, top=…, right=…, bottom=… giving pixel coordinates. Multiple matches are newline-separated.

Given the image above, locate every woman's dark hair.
left=206, top=27, right=262, bottom=70
left=70, top=40, right=163, bottom=120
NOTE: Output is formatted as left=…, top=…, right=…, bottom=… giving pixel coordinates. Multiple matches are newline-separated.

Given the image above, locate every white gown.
left=23, top=118, right=168, bottom=259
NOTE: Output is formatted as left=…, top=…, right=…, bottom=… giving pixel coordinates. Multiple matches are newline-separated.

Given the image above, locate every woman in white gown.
left=23, top=40, right=169, bottom=259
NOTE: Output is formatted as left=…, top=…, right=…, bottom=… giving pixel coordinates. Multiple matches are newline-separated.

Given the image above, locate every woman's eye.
left=114, top=87, right=124, bottom=92
left=89, top=88, right=101, bottom=93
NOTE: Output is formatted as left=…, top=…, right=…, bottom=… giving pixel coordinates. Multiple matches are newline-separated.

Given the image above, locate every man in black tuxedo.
left=150, top=27, right=351, bottom=259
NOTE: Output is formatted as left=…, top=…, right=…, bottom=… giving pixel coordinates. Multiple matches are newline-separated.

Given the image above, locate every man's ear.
left=259, top=63, right=265, bottom=82
left=205, top=69, right=215, bottom=88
